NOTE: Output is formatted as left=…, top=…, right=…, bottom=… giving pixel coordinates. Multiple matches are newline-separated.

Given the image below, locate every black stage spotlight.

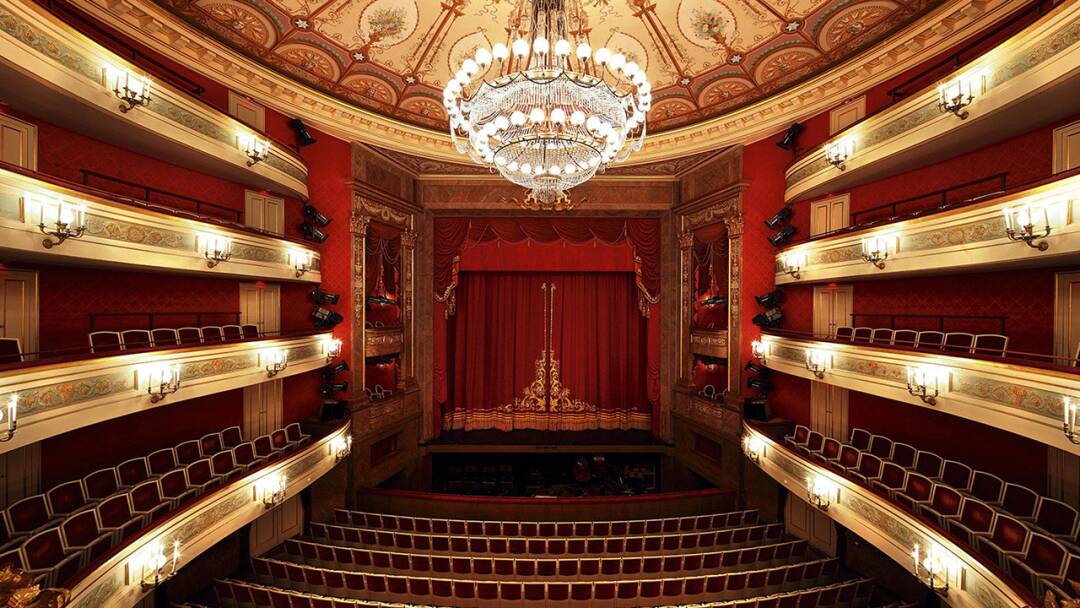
left=323, top=361, right=350, bottom=378
left=320, top=399, right=348, bottom=421
left=290, top=118, right=318, bottom=147
left=303, top=204, right=332, bottom=227
left=744, top=362, right=771, bottom=377
left=755, top=290, right=783, bottom=308
left=776, top=123, right=803, bottom=151
left=746, top=377, right=774, bottom=392
left=763, top=206, right=793, bottom=230
left=300, top=222, right=329, bottom=243
left=310, top=288, right=340, bottom=305
left=752, top=308, right=783, bottom=328
left=768, top=225, right=797, bottom=247
left=320, top=381, right=349, bottom=396
left=743, top=396, right=772, bottom=421
left=312, top=306, right=344, bottom=328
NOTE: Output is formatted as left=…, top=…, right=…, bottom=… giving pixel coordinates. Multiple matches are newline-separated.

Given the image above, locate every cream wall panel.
left=0, top=114, right=36, bottom=170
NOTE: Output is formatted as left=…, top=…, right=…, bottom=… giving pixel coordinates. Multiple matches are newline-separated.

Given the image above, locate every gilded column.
left=400, top=229, right=418, bottom=386
left=349, top=211, right=370, bottom=402
left=725, top=217, right=743, bottom=403
left=678, top=229, right=695, bottom=386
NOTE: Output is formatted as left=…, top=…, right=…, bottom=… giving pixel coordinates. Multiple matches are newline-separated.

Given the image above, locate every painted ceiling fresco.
left=158, top=0, right=941, bottom=132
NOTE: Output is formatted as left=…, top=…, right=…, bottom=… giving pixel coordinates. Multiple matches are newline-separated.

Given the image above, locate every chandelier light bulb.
left=594, top=47, right=611, bottom=65
left=576, top=43, right=592, bottom=60
left=462, top=59, right=479, bottom=75
left=492, top=43, right=509, bottom=61
left=533, top=37, right=549, bottom=54
left=585, top=115, right=601, bottom=131
left=521, top=162, right=532, bottom=174
left=624, top=62, right=639, bottom=78
left=512, top=38, right=529, bottom=56
left=510, top=111, right=527, bottom=126
left=475, top=48, right=492, bottom=66
left=507, top=161, right=518, bottom=171
left=550, top=108, right=566, bottom=123
left=530, top=107, right=546, bottom=123
left=610, top=53, right=626, bottom=71
left=555, top=39, right=571, bottom=56
left=570, top=110, right=586, bottom=125
left=494, top=115, right=510, bottom=130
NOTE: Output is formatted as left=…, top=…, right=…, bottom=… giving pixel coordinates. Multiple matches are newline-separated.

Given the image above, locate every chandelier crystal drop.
left=444, top=0, right=650, bottom=211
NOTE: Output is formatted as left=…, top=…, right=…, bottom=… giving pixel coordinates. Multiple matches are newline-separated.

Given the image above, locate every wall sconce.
left=255, top=473, right=287, bottom=508
left=824, top=137, right=854, bottom=170
left=323, top=337, right=343, bottom=362
left=237, top=133, right=270, bottom=166
left=140, top=363, right=181, bottom=403
left=751, top=340, right=768, bottom=364
left=131, top=539, right=180, bottom=590
left=742, top=434, right=765, bottom=464
left=912, top=543, right=953, bottom=595
left=860, top=232, right=896, bottom=269
left=1064, top=399, right=1079, bottom=445
left=289, top=249, right=313, bottom=278
left=806, top=475, right=838, bottom=511
left=937, top=69, right=986, bottom=120
left=24, top=192, right=86, bottom=249
left=804, top=349, right=827, bottom=378
left=197, top=233, right=233, bottom=268
left=103, top=65, right=152, bottom=113
left=780, top=251, right=807, bottom=279
left=262, top=348, right=288, bottom=377
left=0, top=395, right=17, bottom=443
left=906, top=365, right=948, bottom=405
left=331, top=435, right=352, bottom=462
left=1003, top=204, right=1051, bottom=250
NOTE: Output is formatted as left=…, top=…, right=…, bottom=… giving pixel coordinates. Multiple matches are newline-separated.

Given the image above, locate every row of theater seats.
left=832, top=326, right=1008, bottom=357
left=243, top=555, right=851, bottom=607
left=87, top=324, right=262, bottom=354
left=280, top=536, right=811, bottom=579
left=0, top=424, right=309, bottom=587
left=785, top=425, right=1078, bottom=600
left=214, top=575, right=876, bottom=608
left=333, top=507, right=761, bottom=536
left=310, top=520, right=786, bottom=556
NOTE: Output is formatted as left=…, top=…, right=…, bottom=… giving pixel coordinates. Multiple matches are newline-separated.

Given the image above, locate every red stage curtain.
left=366, top=222, right=401, bottom=298
left=443, top=271, right=651, bottom=432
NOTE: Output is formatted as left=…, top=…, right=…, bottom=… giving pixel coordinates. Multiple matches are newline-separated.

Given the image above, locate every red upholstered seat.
left=919, top=485, right=963, bottom=526
left=978, top=514, right=1030, bottom=566
left=117, top=457, right=152, bottom=487
left=129, top=480, right=170, bottom=523
left=222, top=325, right=244, bottom=340
left=150, top=328, right=178, bottom=347
left=176, top=327, right=203, bottom=344
left=849, top=428, right=871, bottom=451
left=22, top=528, right=80, bottom=586
left=570, top=582, right=591, bottom=602
left=915, top=330, right=944, bottom=350
left=851, top=327, right=872, bottom=342
left=407, top=577, right=429, bottom=598
left=0, top=337, right=21, bottom=364
left=850, top=453, right=882, bottom=484
left=120, top=329, right=152, bottom=349
left=185, top=459, right=220, bottom=494
left=286, top=423, right=311, bottom=446
left=95, top=494, right=143, bottom=540
left=88, top=331, right=123, bottom=354
left=815, top=438, right=842, bottom=464
left=547, top=582, right=569, bottom=602
left=804, top=432, right=824, bottom=454
left=147, top=448, right=178, bottom=476
left=240, top=323, right=260, bottom=339
left=894, top=473, right=934, bottom=511
left=60, top=509, right=113, bottom=562
left=943, top=332, right=975, bottom=353
left=158, top=468, right=196, bottom=506
left=913, top=451, right=944, bottom=478
left=833, top=326, right=854, bottom=340
left=869, top=328, right=893, bottom=344
left=1033, top=497, right=1079, bottom=540
left=938, top=460, right=974, bottom=490
left=83, top=468, right=120, bottom=501
left=253, top=435, right=278, bottom=459
left=221, top=426, right=244, bottom=449
left=211, top=451, right=241, bottom=481
left=200, top=432, right=224, bottom=456
left=892, top=329, right=918, bottom=346
left=175, top=440, right=202, bottom=465
left=835, top=445, right=860, bottom=471
left=233, top=443, right=263, bottom=471
left=973, top=333, right=1009, bottom=356
left=7, top=495, right=56, bottom=535
left=201, top=326, right=224, bottom=341
left=968, top=470, right=1006, bottom=503
left=271, top=429, right=291, bottom=453
left=46, top=480, right=91, bottom=517
left=500, top=582, right=523, bottom=602
left=947, top=498, right=997, bottom=545
left=1001, top=483, right=1039, bottom=519
left=889, top=442, right=917, bottom=468
left=871, top=462, right=907, bottom=498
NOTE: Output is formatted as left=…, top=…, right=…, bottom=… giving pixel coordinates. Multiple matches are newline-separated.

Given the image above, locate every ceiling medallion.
left=443, top=0, right=651, bottom=211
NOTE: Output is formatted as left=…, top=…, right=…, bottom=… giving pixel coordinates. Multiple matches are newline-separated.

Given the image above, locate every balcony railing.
left=741, top=422, right=1038, bottom=608
left=756, top=332, right=1080, bottom=454
left=64, top=421, right=349, bottom=608
left=0, top=332, right=336, bottom=454
left=0, top=0, right=308, bottom=198
left=774, top=170, right=1080, bottom=284
left=0, top=163, right=320, bottom=282
left=783, top=0, right=1080, bottom=204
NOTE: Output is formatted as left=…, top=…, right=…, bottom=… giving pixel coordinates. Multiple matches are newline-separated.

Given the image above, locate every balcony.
left=0, top=332, right=335, bottom=454
left=774, top=171, right=1080, bottom=284
left=63, top=421, right=349, bottom=607
left=741, top=422, right=1038, bottom=608
left=756, top=333, right=1080, bottom=454
left=0, top=0, right=308, bottom=199
left=690, top=329, right=729, bottom=359
left=0, top=163, right=320, bottom=282
left=783, top=0, right=1080, bottom=204
left=365, top=327, right=403, bottom=358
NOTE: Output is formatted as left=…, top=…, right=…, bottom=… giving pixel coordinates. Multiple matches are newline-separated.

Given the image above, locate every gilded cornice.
left=69, top=0, right=1026, bottom=164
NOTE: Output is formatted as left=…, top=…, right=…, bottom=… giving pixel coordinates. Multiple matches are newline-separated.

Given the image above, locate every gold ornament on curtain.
left=499, top=283, right=596, bottom=415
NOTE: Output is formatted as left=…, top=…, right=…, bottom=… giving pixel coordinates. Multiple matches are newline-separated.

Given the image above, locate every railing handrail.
left=848, top=172, right=1008, bottom=226
left=87, top=310, right=243, bottom=332
left=848, top=312, right=1007, bottom=334
left=80, top=170, right=242, bottom=223
left=761, top=328, right=1079, bottom=371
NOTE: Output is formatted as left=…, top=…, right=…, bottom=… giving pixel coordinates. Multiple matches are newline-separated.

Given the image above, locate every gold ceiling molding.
left=70, top=0, right=1026, bottom=164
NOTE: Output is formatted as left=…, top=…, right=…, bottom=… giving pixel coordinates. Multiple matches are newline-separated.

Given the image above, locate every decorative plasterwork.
left=760, top=334, right=1080, bottom=454
left=151, top=0, right=943, bottom=134
left=785, top=0, right=1080, bottom=202
left=65, top=421, right=349, bottom=608
left=743, top=422, right=1036, bottom=608
left=0, top=166, right=321, bottom=283
left=0, top=333, right=333, bottom=455
left=774, top=172, right=1080, bottom=285
left=365, top=327, right=403, bottom=357
left=691, top=329, right=730, bottom=359
left=68, top=0, right=1025, bottom=164
left=0, top=0, right=308, bottom=198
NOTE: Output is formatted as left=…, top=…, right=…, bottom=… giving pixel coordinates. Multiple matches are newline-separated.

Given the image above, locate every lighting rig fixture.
left=104, top=65, right=152, bottom=113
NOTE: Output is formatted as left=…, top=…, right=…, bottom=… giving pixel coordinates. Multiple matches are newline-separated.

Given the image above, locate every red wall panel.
left=40, top=389, right=243, bottom=487
left=282, top=370, right=324, bottom=424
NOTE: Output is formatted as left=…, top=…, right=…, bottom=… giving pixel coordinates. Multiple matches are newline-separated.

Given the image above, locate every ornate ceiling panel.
left=158, top=0, right=941, bottom=132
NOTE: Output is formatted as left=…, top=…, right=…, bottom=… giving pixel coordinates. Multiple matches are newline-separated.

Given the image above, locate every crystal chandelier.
left=443, top=0, right=651, bottom=211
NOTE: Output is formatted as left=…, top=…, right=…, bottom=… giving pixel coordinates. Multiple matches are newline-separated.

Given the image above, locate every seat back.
left=960, top=498, right=996, bottom=533
left=200, top=432, right=223, bottom=456
left=913, top=451, right=943, bottom=478
left=22, top=528, right=66, bottom=569
left=837, top=445, right=860, bottom=468
left=973, top=333, right=1008, bottom=356
left=60, top=509, right=101, bottom=546
left=83, top=468, right=119, bottom=500
left=943, top=332, right=975, bottom=353
left=254, top=435, right=275, bottom=457
left=222, top=325, right=244, bottom=340
left=176, top=327, right=203, bottom=344
left=241, top=324, right=260, bottom=339
left=147, top=448, right=177, bottom=476
left=201, top=326, right=224, bottom=341
left=286, top=423, right=305, bottom=443
left=1034, top=497, right=1079, bottom=538
left=833, top=326, right=854, bottom=341
left=1023, top=533, right=1067, bottom=577
left=46, top=480, right=87, bottom=516
left=970, top=471, right=1005, bottom=503
left=120, top=329, right=153, bottom=349
left=879, top=463, right=907, bottom=489
left=904, top=473, right=933, bottom=502
left=233, top=443, right=257, bottom=467
left=857, top=454, right=882, bottom=478
left=870, top=328, right=893, bottom=344
left=890, top=442, right=916, bottom=468
left=185, top=459, right=213, bottom=485
left=130, top=480, right=163, bottom=511
left=96, top=494, right=134, bottom=526
left=1001, top=483, right=1039, bottom=518
left=892, top=329, right=918, bottom=346
left=8, top=495, right=51, bottom=533
left=991, top=514, right=1030, bottom=553
left=805, top=432, right=824, bottom=452
left=915, top=331, right=944, bottom=349
left=159, top=470, right=189, bottom=497
left=211, top=451, right=236, bottom=476
left=222, top=426, right=244, bottom=448
left=149, top=328, right=179, bottom=347
left=820, top=438, right=841, bottom=460
left=175, top=440, right=202, bottom=465
left=849, top=428, right=871, bottom=450
left=930, top=485, right=963, bottom=516
left=851, top=327, right=873, bottom=342
left=0, top=337, right=22, bottom=364
left=940, top=460, right=973, bottom=490
left=117, top=457, right=151, bottom=487
left=868, top=435, right=893, bottom=459
left=271, top=429, right=289, bottom=451
left=88, top=331, right=123, bottom=354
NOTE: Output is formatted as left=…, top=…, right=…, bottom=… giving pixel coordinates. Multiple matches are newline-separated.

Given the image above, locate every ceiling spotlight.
left=300, top=222, right=329, bottom=244
left=323, top=362, right=350, bottom=378
left=312, top=307, right=344, bottom=328
left=320, top=399, right=348, bottom=421
left=768, top=225, right=797, bottom=247
left=320, top=381, right=349, bottom=396
left=776, top=123, right=803, bottom=151
left=752, top=308, right=783, bottom=328
left=303, top=204, right=332, bottom=227
left=744, top=362, right=771, bottom=377
left=310, top=288, right=340, bottom=305
left=764, top=206, right=793, bottom=230
left=755, top=290, right=783, bottom=309
left=746, top=377, right=774, bottom=392
left=290, top=118, right=318, bottom=147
